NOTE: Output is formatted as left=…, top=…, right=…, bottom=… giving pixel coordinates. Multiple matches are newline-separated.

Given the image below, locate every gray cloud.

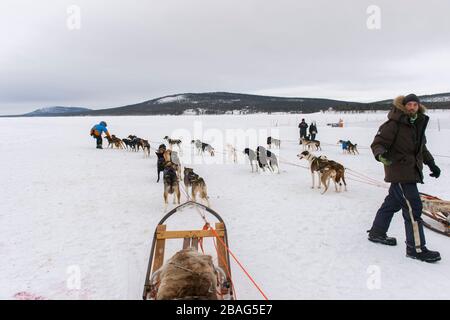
left=1, top=0, right=450, bottom=114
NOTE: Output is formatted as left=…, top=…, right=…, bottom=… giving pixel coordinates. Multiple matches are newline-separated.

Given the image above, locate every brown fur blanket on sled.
left=156, top=248, right=218, bottom=300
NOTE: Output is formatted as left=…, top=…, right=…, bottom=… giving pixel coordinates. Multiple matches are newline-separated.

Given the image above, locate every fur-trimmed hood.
left=388, top=95, right=427, bottom=122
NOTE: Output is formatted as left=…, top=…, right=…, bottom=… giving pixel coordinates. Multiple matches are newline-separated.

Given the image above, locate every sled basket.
left=420, top=193, right=450, bottom=237
left=142, top=201, right=235, bottom=300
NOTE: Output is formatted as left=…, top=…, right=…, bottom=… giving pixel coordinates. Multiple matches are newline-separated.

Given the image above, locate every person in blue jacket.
left=90, top=121, right=111, bottom=149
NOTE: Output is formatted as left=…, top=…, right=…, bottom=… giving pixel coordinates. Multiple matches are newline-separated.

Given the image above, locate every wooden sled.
left=420, top=193, right=450, bottom=237
left=142, top=201, right=235, bottom=300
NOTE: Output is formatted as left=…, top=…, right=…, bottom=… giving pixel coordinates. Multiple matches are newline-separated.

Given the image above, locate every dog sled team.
left=89, top=120, right=348, bottom=196
left=155, top=142, right=210, bottom=210
left=90, top=122, right=151, bottom=156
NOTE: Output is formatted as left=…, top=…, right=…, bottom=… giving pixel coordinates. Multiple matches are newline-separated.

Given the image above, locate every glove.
left=377, top=153, right=392, bottom=166
left=427, top=161, right=441, bottom=178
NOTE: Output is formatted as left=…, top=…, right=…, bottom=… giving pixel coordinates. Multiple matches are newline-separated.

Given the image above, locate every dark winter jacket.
left=371, top=95, right=434, bottom=183
left=298, top=122, right=308, bottom=133
left=309, top=124, right=318, bottom=134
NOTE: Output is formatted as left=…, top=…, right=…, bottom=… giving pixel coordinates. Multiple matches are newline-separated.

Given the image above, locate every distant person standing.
left=298, top=119, right=308, bottom=139
left=90, top=121, right=111, bottom=149
left=309, top=121, right=318, bottom=140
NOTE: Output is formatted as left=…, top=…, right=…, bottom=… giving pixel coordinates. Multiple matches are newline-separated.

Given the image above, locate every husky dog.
left=256, top=146, right=279, bottom=173
left=243, top=148, right=258, bottom=172
left=142, top=139, right=151, bottom=157
left=320, top=167, right=337, bottom=194
left=267, top=136, right=281, bottom=149
left=183, top=167, right=195, bottom=193
left=323, top=159, right=347, bottom=192
left=297, top=150, right=329, bottom=189
left=183, top=167, right=210, bottom=206
left=347, top=141, right=359, bottom=155
left=163, top=163, right=181, bottom=209
left=191, top=139, right=203, bottom=155
left=104, top=135, right=115, bottom=148
left=156, top=144, right=167, bottom=182
left=128, top=135, right=144, bottom=152
left=298, top=150, right=347, bottom=192
left=164, top=136, right=182, bottom=153
left=112, top=135, right=125, bottom=149
left=191, top=140, right=214, bottom=156
left=163, top=149, right=182, bottom=178
left=122, top=138, right=133, bottom=150
left=226, top=144, right=238, bottom=163
left=266, top=149, right=280, bottom=173
left=299, top=137, right=321, bottom=151
left=104, top=135, right=125, bottom=149
left=338, top=140, right=358, bottom=155
left=255, top=146, right=271, bottom=172
left=201, top=143, right=215, bottom=157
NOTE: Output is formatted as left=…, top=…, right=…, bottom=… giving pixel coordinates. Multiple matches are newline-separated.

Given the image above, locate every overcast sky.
left=1, top=0, right=450, bottom=114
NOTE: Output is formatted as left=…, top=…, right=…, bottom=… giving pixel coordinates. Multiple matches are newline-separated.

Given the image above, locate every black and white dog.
left=256, top=146, right=280, bottom=173
left=243, top=148, right=258, bottom=172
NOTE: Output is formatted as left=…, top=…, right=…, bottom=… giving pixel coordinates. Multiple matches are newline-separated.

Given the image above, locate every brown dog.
left=297, top=150, right=347, bottom=192
left=320, top=167, right=337, bottom=194
left=163, top=149, right=182, bottom=178
left=141, top=139, right=151, bottom=157
left=323, top=160, right=347, bottom=192
left=183, top=167, right=210, bottom=206
left=163, top=162, right=181, bottom=209
left=104, top=135, right=124, bottom=149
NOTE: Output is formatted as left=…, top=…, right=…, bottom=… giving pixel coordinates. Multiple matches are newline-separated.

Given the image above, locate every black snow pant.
left=95, top=135, right=102, bottom=147
left=310, top=133, right=316, bottom=140
left=299, top=129, right=307, bottom=139
left=371, top=182, right=426, bottom=252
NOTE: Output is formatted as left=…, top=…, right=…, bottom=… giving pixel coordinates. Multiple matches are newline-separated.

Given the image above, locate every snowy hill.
left=374, top=92, right=450, bottom=106
left=88, top=92, right=366, bottom=116
left=5, top=92, right=450, bottom=118
left=419, top=93, right=450, bottom=103
left=24, top=106, right=91, bottom=117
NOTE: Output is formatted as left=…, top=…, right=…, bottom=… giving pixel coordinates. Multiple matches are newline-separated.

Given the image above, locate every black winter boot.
left=367, top=229, right=397, bottom=246
left=406, top=247, right=441, bottom=263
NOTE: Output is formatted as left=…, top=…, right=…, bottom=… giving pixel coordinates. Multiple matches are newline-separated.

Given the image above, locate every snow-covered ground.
left=1, top=111, right=449, bottom=300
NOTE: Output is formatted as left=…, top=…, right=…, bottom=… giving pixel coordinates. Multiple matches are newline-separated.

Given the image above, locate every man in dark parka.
left=368, top=94, right=442, bottom=263
left=298, top=119, right=308, bottom=139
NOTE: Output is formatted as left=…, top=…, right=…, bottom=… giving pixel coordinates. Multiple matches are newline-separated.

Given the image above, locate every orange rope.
left=198, top=223, right=210, bottom=255
left=210, top=233, right=237, bottom=300
left=209, top=226, right=269, bottom=301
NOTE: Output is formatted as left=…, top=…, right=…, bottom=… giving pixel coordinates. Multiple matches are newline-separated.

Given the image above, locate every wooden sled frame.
left=420, top=193, right=450, bottom=237
left=142, top=201, right=234, bottom=300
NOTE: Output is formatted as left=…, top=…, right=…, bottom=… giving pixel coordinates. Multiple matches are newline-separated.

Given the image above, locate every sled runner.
left=420, top=193, right=450, bottom=237
left=142, top=201, right=235, bottom=300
